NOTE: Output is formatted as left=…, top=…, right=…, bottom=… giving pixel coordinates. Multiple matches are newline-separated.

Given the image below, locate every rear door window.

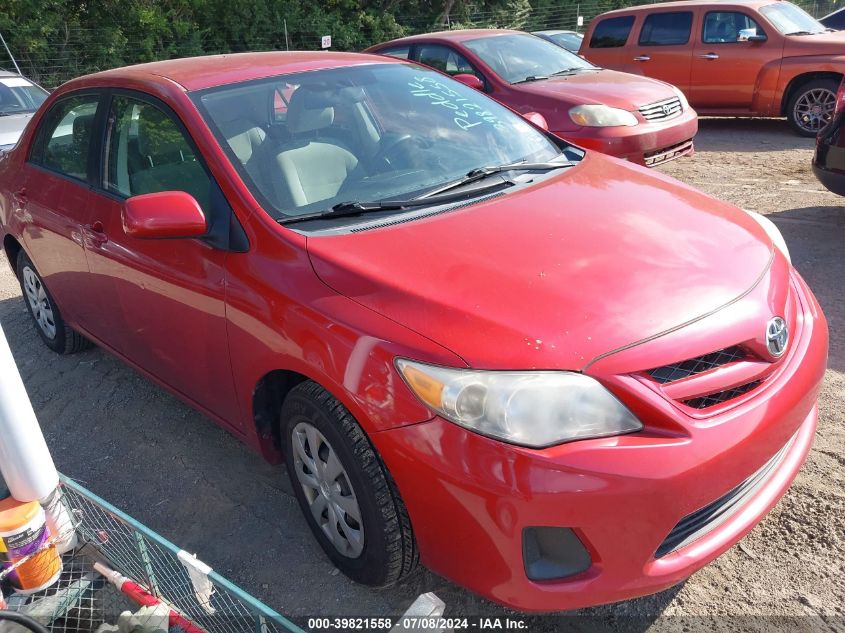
left=589, top=16, right=635, bottom=48
left=702, top=12, right=765, bottom=43
left=638, top=12, right=694, bottom=46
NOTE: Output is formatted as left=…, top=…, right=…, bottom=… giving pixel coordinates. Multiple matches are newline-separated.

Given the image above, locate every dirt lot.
left=0, top=118, right=842, bottom=632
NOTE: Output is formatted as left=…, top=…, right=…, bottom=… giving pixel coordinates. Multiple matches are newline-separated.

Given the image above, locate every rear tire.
left=282, top=381, right=418, bottom=586
left=16, top=252, right=92, bottom=354
left=786, top=78, right=839, bottom=137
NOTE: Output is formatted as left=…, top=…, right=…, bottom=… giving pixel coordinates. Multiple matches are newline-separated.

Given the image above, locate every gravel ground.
left=0, top=117, right=842, bottom=632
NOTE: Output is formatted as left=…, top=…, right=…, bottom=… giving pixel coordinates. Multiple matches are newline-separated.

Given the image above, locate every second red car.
left=367, top=29, right=698, bottom=166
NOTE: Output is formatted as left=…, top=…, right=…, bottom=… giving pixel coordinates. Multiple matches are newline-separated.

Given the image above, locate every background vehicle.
left=813, top=77, right=845, bottom=196
left=819, top=6, right=845, bottom=29
left=367, top=29, right=698, bottom=167
left=0, top=71, right=49, bottom=150
left=0, top=52, right=827, bottom=613
left=580, top=0, right=845, bottom=136
left=532, top=29, right=585, bottom=52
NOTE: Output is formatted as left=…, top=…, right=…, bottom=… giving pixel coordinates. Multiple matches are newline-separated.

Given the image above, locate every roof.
left=598, top=0, right=776, bottom=13
left=62, top=51, right=396, bottom=92
left=370, top=28, right=522, bottom=48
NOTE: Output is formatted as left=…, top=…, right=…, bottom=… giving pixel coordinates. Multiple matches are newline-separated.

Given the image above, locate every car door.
left=83, top=91, right=241, bottom=425
left=17, top=92, right=104, bottom=330
left=629, top=10, right=695, bottom=94
left=582, top=15, right=637, bottom=69
left=691, top=11, right=776, bottom=110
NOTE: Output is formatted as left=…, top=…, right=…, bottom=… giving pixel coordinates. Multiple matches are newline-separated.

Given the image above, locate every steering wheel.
left=372, top=134, right=418, bottom=168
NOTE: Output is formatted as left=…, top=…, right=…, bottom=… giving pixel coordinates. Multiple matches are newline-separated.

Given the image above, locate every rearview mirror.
left=453, top=74, right=484, bottom=91
left=123, top=191, right=207, bottom=239
left=522, top=111, right=550, bottom=131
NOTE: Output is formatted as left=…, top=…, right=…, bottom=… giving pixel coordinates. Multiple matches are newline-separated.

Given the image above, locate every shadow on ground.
left=694, top=118, right=816, bottom=153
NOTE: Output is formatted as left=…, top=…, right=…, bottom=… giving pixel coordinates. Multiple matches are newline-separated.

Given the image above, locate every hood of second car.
left=0, top=113, right=33, bottom=146
left=306, top=155, right=775, bottom=371
left=514, top=68, right=676, bottom=110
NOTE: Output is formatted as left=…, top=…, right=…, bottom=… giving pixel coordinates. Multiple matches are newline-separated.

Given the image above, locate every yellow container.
left=0, top=497, right=61, bottom=593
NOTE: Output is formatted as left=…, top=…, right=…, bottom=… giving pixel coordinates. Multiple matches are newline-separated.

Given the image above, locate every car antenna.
left=0, top=31, right=22, bottom=76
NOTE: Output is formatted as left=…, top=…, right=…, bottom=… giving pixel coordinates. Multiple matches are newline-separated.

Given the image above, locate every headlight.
left=745, top=210, right=790, bottom=263
left=569, top=104, right=638, bottom=128
left=396, top=359, right=643, bottom=447
left=671, top=86, right=690, bottom=111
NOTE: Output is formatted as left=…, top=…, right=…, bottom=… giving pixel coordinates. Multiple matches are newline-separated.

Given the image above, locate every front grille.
left=655, top=435, right=793, bottom=558
left=648, top=346, right=746, bottom=384
left=638, top=97, right=683, bottom=121
left=683, top=380, right=761, bottom=409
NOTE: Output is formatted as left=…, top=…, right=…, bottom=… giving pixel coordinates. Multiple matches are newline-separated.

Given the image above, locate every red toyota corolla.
left=0, top=52, right=827, bottom=612
left=366, top=30, right=699, bottom=166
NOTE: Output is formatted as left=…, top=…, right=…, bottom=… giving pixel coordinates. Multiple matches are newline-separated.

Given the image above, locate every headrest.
left=137, top=106, right=183, bottom=159
left=72, top=113, right=94, bottom=141
left=286, top=88, right=334, bottom=135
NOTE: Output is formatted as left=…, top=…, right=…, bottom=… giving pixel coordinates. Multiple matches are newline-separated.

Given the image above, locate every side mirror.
left=522, top=111, right=550, bottom=131
left=123, top=191, right=207, bottom=239
left=453, top=73, right=484, bottom=91
left=746, top=34, right=767, bottom=42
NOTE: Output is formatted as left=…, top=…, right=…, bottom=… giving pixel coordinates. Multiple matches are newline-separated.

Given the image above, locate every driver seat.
left=272, top=90, right=358, bottom=208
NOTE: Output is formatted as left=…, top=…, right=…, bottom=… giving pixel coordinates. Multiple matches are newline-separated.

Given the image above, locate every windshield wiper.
left=784, top=30, right=817, bottom=35
left=513, top=75, right=549, bottom=84
left=278, top=160, right=575, bottom=226
left=418, top=160, right=575, bottom=199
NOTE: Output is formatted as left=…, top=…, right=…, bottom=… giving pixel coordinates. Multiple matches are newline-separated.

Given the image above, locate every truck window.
left=703, top=12, right=765, bottom=43
left=638, top=12, right=694, bottom=46
left=589, top=16, right=636, bottom=48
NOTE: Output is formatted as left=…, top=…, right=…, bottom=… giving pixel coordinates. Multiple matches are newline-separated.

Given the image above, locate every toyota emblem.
left=766, top=317, right=789, bottom=358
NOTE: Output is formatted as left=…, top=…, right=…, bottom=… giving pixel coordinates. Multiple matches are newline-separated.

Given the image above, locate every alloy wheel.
left=292, top=421, right=364, bottom=558
left=22, top=266, right=57, bottom=340
left=794, top=88, right=836, bottom=134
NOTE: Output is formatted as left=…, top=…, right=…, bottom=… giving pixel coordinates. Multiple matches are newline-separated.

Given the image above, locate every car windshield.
left=548, top=32, right=584, bottom=51
left=193, top=63, right=567, bottom=220
left=760, top=2, right=826, bottom=34
left=0, top=77, right=48, bottom=115
left=464, top=33, right=597, bottom=84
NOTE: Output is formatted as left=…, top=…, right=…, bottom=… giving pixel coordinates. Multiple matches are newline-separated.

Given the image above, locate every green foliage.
left=0, top=0, right=833, bottom=88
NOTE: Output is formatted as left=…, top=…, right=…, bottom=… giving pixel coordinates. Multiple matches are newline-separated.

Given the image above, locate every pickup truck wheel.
left=787, top=78, right=838, bottom=137
left=282, top=381, right=418, bottom=586
left=16, top=252, right=92, bottom=354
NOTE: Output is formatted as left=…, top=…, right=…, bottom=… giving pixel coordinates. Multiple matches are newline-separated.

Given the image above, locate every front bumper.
left=374, top=272, right=827, bottom=612
left=812, top=163, right=845, bottom=197
left=554, top=107, right=698, bottom=167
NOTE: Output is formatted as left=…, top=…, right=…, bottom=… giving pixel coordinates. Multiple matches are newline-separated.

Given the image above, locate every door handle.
left=83, top=221, right=108, bottom=247
left=633, top=55, right=651, bottom=62
left=699, top=52, right=720, bottom=60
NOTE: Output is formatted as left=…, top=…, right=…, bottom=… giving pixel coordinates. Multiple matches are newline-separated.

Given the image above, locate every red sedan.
left=366, top=29, right=698, bottom=166
left=0, top=52, right=826, bottom=612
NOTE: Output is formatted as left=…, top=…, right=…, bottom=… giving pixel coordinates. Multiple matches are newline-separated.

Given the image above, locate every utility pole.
left=284, top=19, right=289, bottom=51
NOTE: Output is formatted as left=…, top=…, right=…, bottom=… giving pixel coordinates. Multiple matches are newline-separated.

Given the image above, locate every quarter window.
left=104, top=96, right=212, bottom=214
left=703, top=12, right=765, bottom=43
left=30, top=95, right=100, bottom=181
left=638, top=12, right=694, bottom=46
left=589, top=16, right=635, bottom=48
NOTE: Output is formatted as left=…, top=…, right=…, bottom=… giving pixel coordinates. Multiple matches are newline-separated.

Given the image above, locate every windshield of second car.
left=464, top=33, right=597, bottom=84
left=0, top=77, right=48, bottom=115
left=760, top=2, right=826, bottom=34
left=194, top=63, right=565, bottom=219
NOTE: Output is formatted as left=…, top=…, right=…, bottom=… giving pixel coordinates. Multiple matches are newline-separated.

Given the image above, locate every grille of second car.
left=647, top=346, right=746, bottom=384
left=638, top=97, right=683, bottom=121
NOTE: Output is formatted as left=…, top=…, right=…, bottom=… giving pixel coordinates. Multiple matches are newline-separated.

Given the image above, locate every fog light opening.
left=522, top=527, right=592, bottom=581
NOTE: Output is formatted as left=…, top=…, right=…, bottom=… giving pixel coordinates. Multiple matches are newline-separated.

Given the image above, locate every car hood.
left=514, top=68, right=676, bottom=110
left=784, top=29, right=845, bottom=54
left=307, top=154, right=775, bottom=371
left=0, top=113, right=33, bottom=146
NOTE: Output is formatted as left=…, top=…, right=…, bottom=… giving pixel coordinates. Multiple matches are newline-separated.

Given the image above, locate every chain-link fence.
left=0, top=0, right=836, bottom=89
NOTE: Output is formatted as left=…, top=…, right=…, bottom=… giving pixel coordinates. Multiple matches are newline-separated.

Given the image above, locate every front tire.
left=787, top=78, right=838, bottom=137
left=282, top=381, right=418, bottom=586
left=16, top=252, right=91, bottom=354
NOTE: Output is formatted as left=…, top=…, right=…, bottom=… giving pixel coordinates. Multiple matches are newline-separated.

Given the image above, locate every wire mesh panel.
left=2, top=477, right=305, bottom=633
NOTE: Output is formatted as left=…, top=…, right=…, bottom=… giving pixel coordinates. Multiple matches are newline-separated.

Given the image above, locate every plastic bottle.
left=0, top=497, right=62, bottom=593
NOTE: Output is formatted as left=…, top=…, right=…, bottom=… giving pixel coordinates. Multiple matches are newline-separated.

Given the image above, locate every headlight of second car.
left=569, top=104, right=638, bottom=128
left=396, top=359, right=642, bottom=447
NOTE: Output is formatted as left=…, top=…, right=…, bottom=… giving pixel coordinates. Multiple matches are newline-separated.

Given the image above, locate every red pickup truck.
left=581, top=0, right=845, bottom=136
